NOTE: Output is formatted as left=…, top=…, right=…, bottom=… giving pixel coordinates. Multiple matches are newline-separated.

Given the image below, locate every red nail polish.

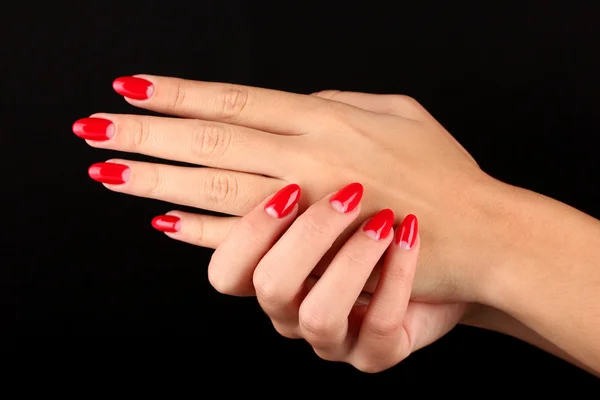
left=363, top=209, right=395, bottom=240
left=395, top=214, right=418, bottom=249
left=330, top=182, right=364, bottom=214
left=264, top=184, right=301, bottom=218
left=112, top=76, right=154, bottom=100
left=152, top=215, right=181, bottom=233
left=72, top=118, right=115, bottom=141
left=88, top=162, right=131, bottom=185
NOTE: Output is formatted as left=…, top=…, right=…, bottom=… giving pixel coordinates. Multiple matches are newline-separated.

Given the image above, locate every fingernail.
left=113, top=76, right=154, bottom=100
left=363, top=208, right=395, bottom=241
left=88, top=162, right=131, bottom=185
left=152, top=215, right=181, bottom=233
left=330, top=182, right=363, bottom=214
left=264, top=184, right=301, bottom=218
left=72, top=118, right=115, bottom=141
left=395, top=214, right=418, bottom=249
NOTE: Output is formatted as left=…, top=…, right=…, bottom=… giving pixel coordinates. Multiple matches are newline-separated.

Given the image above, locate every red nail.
left=363, top=209, right=395, bottom=240
left=395, top=214, right=418, bottom=249
left=72, top=118, right=115, bottom=141
left=88, top=162, right=131, bottom=185
left=152, top=215, right=181, bottom=233
left=264, top=184, right=301, bottom=218
left=330, top=182, right=364, bottom=214
left=112, top=76, right=154, bottom=100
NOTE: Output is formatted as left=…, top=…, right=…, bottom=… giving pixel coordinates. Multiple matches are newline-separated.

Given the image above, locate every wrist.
left=447, top=176, right=539, bottom=304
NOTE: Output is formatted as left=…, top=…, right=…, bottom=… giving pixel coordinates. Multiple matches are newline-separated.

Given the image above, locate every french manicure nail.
left=264, top=184, right=301, bottom=218
left=88, top=162, right=131, bottom=185
left=363, top=208, right=395, bottom=240
left=152, top=215, right=181, bottom=233
left=72, top=118, right=115, bottom=141
left=113, top=76, right=154, bottom=100
left=330, top=182, right=364, bottom=214
left=395, top=214, right=418, bottom=249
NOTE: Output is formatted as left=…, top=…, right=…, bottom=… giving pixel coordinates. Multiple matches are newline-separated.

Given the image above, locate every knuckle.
left=364, top=315, right=403, bottom=339
left=191, top=217, right=207, bottom=246
left=310, top=90, right=341, bottom=99
left=313, top=347, right=342, bottom=362
left=207, top=265, right=234, bottom=295
left=190, top=123, right=232, bottom=160
left=319, top=101, right=351, bottom=125
left=299, top=214, right=330, bottom=241
left=132, top=118, right=152, bottom=149
left=147, top=165, right=168, bottom=197
left=253, top=268, right=286, bottom=309
left=204, top=171, right=239, bottom=204
left=272, top=322, right=301, bottom=339
left=298, top=303, right=341, bottom=344
left=352, top=358, right=387, bottom=374
left=353, top=347, right=409, bottom=373
left=390, top=94, right=425, bottom=116
left=392, top=94, right=418, bottom=107
left=342, top=248, right=371, bottom=269
left=168, top=79, right=187, bottom=111
left=214, top=85, right=249, bottom=120
left=207, top=250, right=244, bottom=296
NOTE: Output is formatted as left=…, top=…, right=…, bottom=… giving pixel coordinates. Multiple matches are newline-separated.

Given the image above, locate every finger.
left=208, top=184, right=301, bottom=296
left=312, top=90, right=425, bottom=120
left=352, top=214, right=420, bottom=373
left=87, top=160, right=284, bottom=215
left=271, top=275, right=318, bottom=339
left=150, top=211, right=240, bottom=250
left=76, top=114, right=291, bottom=177
left=112, top=75, right=331, bottom=136
left=299, top=209, right=395, bottom=359
left=252, top=182, right=364, bottom=325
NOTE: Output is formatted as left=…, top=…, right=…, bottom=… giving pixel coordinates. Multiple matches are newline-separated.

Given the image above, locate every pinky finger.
left=351, top=214, right=419, bottom=373
left=151, top=211, right=240, bottom=249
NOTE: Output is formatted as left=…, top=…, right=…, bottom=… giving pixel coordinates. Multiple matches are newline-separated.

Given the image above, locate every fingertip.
left=151, top=214, right=181, bottom=233
left=394, top=214, right=419, bottom=250
left=263, top=183, right=302, bottom=219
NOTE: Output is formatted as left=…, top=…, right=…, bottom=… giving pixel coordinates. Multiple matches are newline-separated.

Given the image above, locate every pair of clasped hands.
left=72, top=75, right=597, bottom=374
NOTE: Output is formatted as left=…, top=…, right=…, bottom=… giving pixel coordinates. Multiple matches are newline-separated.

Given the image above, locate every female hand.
left=75, top=75, right=508, bottom=304
left=206, top=181, right=465, bottom=373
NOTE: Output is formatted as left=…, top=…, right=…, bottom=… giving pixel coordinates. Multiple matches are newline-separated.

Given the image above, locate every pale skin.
left=76, top=75, right=600, bottom=375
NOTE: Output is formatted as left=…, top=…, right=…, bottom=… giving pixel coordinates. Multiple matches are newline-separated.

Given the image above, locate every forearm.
left=461, top=304, right=599, bottom=377
left=477, top=182, right=600, bottom=373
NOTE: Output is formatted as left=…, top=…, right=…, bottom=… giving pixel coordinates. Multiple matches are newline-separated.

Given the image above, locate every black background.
left=2, top=1, right=599, bottom=387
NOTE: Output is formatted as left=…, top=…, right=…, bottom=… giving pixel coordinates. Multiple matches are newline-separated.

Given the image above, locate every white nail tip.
left=106, top=124, right=116, bottom=139
left=265, top=206, right=279, bottom=218
left=365, top=230, right=379, bottom=240
left=121, top=168, right=132, bottom=183
left=330, top=200, right=345, bottom=213
left=397, top=240, right=411, bottom=249
left=174, top=220, right=182, bottom=232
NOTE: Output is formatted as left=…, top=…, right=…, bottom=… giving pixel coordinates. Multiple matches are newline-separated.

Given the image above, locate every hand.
left=76, top=75, right=509, bottom=303
left=207, top=181, right=465, bottom=373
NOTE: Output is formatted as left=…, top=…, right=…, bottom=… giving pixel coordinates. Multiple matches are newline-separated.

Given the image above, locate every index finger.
left=112, top=75, right=330, bottom=136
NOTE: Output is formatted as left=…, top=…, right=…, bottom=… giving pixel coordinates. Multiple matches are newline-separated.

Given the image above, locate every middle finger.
left=73, top=114, right=292, bottom=177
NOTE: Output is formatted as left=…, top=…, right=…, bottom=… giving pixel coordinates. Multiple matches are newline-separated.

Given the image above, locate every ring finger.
left=299, top=208, right=395, bottom=359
